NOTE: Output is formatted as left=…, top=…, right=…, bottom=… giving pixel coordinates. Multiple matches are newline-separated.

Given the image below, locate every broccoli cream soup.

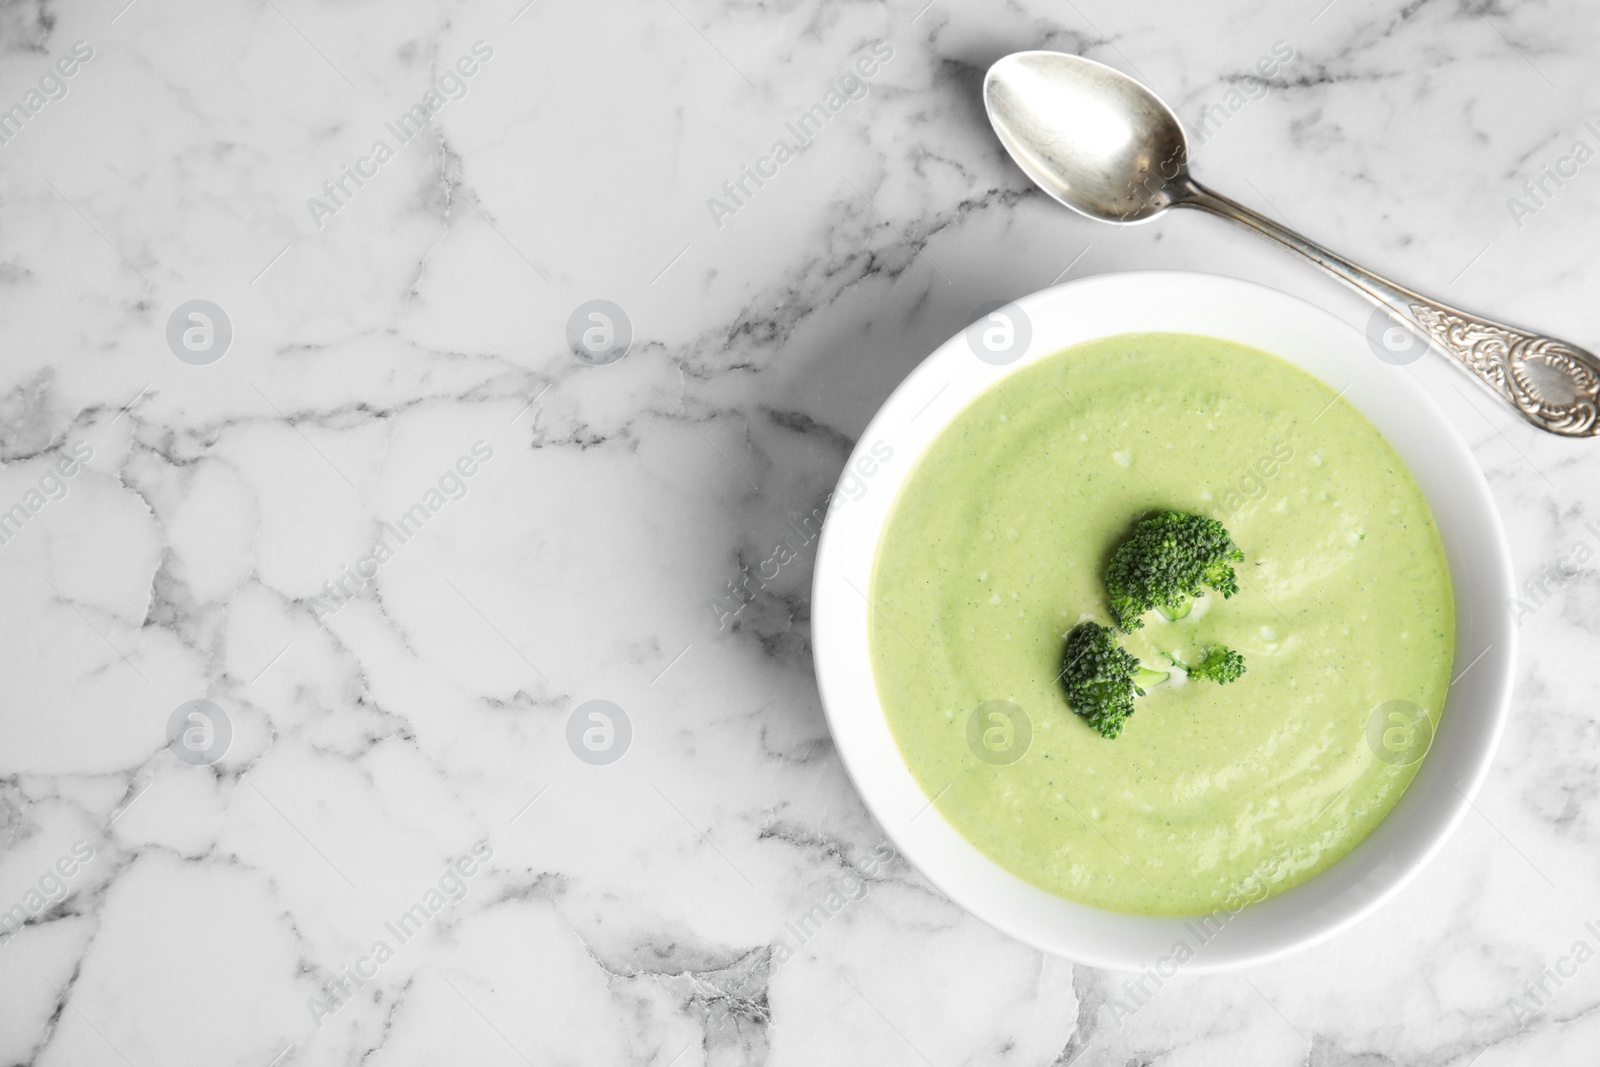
left=869, top=333, right=1454, bottom=917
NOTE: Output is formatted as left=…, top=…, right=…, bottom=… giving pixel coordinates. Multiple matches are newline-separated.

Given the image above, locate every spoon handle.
left=1181, top=180, right=1600, bottom=438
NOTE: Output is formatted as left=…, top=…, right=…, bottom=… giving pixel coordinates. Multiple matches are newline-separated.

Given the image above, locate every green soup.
left=870, top=333, right=1454, bottom=917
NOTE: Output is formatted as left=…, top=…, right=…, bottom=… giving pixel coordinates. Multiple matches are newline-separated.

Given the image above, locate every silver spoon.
left=984, top=50, right=1600, bottom=438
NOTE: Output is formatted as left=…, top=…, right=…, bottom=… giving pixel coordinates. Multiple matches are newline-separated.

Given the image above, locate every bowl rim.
left=811, top=269, right=1515, bottom=973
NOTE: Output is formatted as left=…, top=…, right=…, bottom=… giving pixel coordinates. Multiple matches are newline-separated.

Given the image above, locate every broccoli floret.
left=1059, top=621, right=1170, bottom=739
left=1105, top=511, right=1244, bottom=631
left=1168, top=645, right=1247, bottom=685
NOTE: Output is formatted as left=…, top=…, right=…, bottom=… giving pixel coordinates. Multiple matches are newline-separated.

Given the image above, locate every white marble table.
left=2, top=0, right=1598, bottom=1063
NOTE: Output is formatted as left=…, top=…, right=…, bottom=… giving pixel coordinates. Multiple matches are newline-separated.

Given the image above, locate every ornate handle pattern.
left=1406, top=304, right=1600, bottom=438
left=1183, top=180, right=1600, bottom=438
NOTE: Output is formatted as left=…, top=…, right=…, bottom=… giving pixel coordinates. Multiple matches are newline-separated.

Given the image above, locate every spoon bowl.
left=984, top=51, right=1190, bottom=224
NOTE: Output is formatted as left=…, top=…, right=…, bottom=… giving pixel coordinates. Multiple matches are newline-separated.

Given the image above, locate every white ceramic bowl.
left=812, top=271, right=1515, bottom=972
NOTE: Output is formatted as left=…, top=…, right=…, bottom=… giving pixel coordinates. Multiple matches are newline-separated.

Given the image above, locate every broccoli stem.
left=1154, top=601, right=1193, bottom=622
left=1133, top=665, right=1171, bottom=691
